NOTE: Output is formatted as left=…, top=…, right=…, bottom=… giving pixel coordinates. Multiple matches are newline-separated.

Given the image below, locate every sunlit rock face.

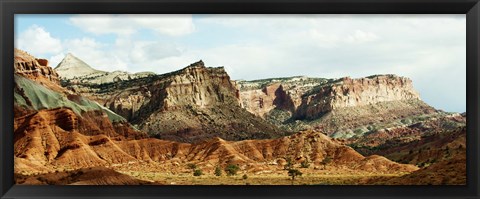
left=294, top=75, right=421, bottom=120
left=14, top=48, right=60, bottom=86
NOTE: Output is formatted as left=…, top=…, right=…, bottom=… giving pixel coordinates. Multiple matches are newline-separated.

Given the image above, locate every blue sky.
left=15, top=14, right=466, bottom=113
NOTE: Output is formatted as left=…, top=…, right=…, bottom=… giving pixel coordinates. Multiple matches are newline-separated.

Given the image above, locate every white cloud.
left=130, top=41, right=182, bottom=63
left=42, top=37, right=128, bottom=71
left=49, top=53, right=66, bottom=68
left=16, top=25, right=63, bottom=55
left=345, top=30, right=378, bottom=43
left=69, top=14, right=195, bottom=36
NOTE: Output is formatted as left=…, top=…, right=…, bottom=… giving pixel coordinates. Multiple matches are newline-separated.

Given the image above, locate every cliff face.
left=238, top=75, right=436, bottom=138
left=239, top=76, right=329, bottom=117
left=239, top=75, right=420, bottom=119
left=103, top=60, right=241, bottom=119
left=14, top=49, right=61, bottom=88
left=159, top=61, right=241, bottom=110
left=62, top=60, right=282, bottom=143
left=240, top=83, right=295, bottom=117
left=294, top=75, right=421, bottom=120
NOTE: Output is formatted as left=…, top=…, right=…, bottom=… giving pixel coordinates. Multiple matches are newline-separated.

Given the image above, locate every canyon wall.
left=239, top=75, right=420, bottom=120
left=61, top=60, right=281, bottom=143
left=294, top=75, right=421, bottom=119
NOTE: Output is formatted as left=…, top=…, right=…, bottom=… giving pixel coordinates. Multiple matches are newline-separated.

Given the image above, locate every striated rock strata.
left=238, top=75, right=438, bottom=138
left=14, top=49, right=63, bottom=92
left=14, top=112, right=418, bottom=177
left=14, top=50, right=145, bottom=140
left=62, top=60, right=282, bottom=143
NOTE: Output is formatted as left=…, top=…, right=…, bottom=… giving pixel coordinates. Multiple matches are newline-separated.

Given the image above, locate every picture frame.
left=1, top=0, right=479, bottom=198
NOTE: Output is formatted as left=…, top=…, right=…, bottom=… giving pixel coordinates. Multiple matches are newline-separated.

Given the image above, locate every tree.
left=242, top=174, right=248, bottom=185
left=321, top=156, right=332, bottom=170
left=187, top=163, right=197, bottom=170
left=284, top=157, right=293, bottom=170
left=224, top=164, right=240, bottom=176
left=300, top=160, right=310, bottom=168
left=193, top=169, right=203, bottom=176
left=214, top=166, right=222, bottom=176
left=288, top=169, right=303, bottom=185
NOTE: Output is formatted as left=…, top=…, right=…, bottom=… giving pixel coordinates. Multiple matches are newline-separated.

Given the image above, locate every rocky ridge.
left=13, top=108, right=418, bottom=176
left=238, top=75, right=438, bottom=138
left=14, top=49, right=63, bottom=92
left=60, top=59, right=282, bottom=143
left=14, top=50, right=146, bottom=140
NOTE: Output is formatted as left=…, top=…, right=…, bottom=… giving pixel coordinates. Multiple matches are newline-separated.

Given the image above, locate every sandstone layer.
left=14, top=49, right=63, bottom=92
left=13, top=108, right=418, bottom=177
left=14, top=50, right=145, bottom=140
left=238, top=75, right=438, bottom=138
left=60, top=60, right=283, bottom=143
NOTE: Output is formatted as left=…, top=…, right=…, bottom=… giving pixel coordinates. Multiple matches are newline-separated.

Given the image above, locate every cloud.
left=16, top=25, right=63, bottom=55
left=60, top=37, right=128, bottom=71
left=345, top=30, right=378, bottom=43
left=69, top=14, right=195, bottom=36
left=130, top=41, right=182, bottom=63
left=49, top=53, right=66, bottom=68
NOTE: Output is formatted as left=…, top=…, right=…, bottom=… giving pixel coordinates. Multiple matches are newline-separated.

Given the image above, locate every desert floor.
left=117, top=171, right=403, bottom=185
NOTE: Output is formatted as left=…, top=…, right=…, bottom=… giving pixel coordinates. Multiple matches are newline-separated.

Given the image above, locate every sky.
left=15, top=14, right=466, bottom=113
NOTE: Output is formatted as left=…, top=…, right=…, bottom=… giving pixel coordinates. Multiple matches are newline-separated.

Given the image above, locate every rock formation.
left=14, top=112, right=418, bottom=177
left=14, top=49, right=63, bottom=92
left=55, top=53, right=102, bottom=79
left=294, top=75, right=421, bottom=119
left=61, top=60, right=283, bottom=143
left=238, top=76, right=328, bottom=117
left=238, top=75, right=438, bottom=138
left=14, top=50, right=145, bottom=140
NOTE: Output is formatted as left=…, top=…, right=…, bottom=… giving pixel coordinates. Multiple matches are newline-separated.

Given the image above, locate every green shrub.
left=401, top=118, right=412, bottom=124
left=187, top=163, right=197, bottom=170
left=287, top=169, right=303, bottom=185
left=284, top=157, right=293, bottom=170
left=224, top=164, right=240, bottom=176
left=321, top=156, right=332, bottom=169
left=193, top=169, right=203, bottom=176
left=214, top=166, right=222, bottom=176
left=300, top=160, right=310, bottom=168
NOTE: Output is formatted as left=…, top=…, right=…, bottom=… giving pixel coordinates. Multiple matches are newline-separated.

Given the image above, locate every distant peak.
left=56, top=53, right=92, bottom=69
left=65, top=53, right=75, bottom=57
left=54, top=53, right=104, bottom=79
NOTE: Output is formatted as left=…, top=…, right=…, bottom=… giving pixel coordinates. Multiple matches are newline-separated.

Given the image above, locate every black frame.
left=1, top=0, right=479, bottom=198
